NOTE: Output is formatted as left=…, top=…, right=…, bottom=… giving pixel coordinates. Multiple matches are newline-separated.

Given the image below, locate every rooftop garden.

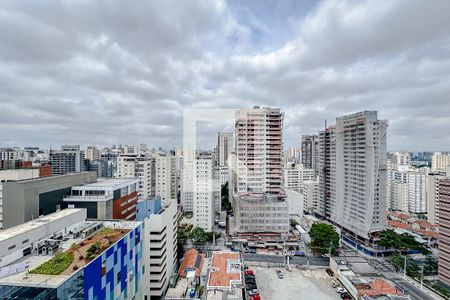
left=29, top=227, right=129, bottom=276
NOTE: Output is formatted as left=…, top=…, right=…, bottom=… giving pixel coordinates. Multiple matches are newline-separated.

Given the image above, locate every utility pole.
left=403, top=255, right=407, bottom=279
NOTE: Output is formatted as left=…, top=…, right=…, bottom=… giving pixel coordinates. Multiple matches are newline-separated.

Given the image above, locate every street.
left=392, top=278, right=437, bottom=300
left=242, top=253, right=330, bottom=266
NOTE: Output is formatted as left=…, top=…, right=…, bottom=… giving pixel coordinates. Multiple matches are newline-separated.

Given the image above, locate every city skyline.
left=1, top=0, right=450, bottom=150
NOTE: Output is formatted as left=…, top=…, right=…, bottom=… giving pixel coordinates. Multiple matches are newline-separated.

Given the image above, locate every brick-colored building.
left=39, top=164, right=52, bottom=177
left=438, top=179, right=450, bottom=285
left=64, top=178, right=139, bottom=221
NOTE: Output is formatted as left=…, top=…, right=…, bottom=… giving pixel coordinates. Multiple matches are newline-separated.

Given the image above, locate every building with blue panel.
left=0, top=209, right=144, bottom=300
left=136, top=197, right=162, bottom=221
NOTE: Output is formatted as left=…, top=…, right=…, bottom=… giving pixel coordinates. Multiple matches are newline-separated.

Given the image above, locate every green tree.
left=309, top=223, right=339, bottom=255
left=221, top=182, right=231, bottom=211
left=190, top=227, right=210, bottom=244
left=290, top=218, right=299, bottom=227
left=378, top=229, right=430, bottom=255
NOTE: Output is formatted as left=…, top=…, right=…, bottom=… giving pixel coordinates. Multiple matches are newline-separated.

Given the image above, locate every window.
left=8, top=245, right=16, bottom=250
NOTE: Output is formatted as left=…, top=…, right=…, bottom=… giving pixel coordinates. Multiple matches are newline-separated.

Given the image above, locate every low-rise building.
left=206, top=251, right=243, bottom=300
left=64, top=178, right=139, bottom=220
left=0, top=209, right=144, bottom=299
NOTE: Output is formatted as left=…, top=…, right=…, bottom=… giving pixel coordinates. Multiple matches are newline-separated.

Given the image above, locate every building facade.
left=216, top=132, right=233, bottom=167
left=438, top=179, right=450, bottom=286
left=301, top=134, right=319, bottom=177
left=432, top=152, right=450, bottom=172
left=283, top=163, right=316, bottom=193
left=50, top=145, right=85, bottom=176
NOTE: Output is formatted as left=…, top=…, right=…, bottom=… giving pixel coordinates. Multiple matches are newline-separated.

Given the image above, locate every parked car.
left=246, top=284, right=258, bottom=290
left=276, top=269, right=284, bottom=279
left=245, top=274, right=256, bottom=280
left=248, top=289, right=259, bottom=296
left=340, top=292, right=352, bottom=299
left=326, top=268, right=334, bottom=276
left=245, top=269, right=254, bottom=276
left=291, top=251, right=306, bottom=256
left=250, top=295, right=261, bottom=300
left=335, top=287, right=346, bottom=293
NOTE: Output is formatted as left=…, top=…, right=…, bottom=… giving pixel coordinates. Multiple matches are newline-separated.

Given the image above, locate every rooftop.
left=72, top=178, right=138, bottom=190
left=178, top=248, right=205, bottom=278
left=0, top=209, right=85, bottom=243
left=207, top=251, right=242, bottom=289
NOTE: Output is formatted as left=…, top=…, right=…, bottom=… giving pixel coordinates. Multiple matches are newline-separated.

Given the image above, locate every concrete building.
left=301, top=134, right=319, bottom=177
left=235, top=106, right=283, bottom=194
left=317, top=126, right=336, bottom=219
left=284, top=147, right=301, bottom=164
left=192, top=156, right=217, bottom=231
left=216, top=132, right=233, bottom=167
left=87, top=159, right=109, bottom=178
left=427, top=173, right=448, bottom=224
left=116, top=154, right=155, bottom=200
left=0, top=169, right=41, bottom=229
left=432, top=152, right=450, bottom=172
left=49, top=145, right=85, bottom=176
left=141, top=200, right=178, bottom=299
left=390, top=181, right=409, bottom=212
left=0, top=208, right=144, bottom=299
left=1, top=172, right=97, bottom=229
left=206, top=251, right=243, bottom=300
left=438, top=178, right=450, bottom=286
left=302, top=180, right=320, bottom=214
left=406, top=172, right=427, bottom=213
left=391, top=151, right=410, bottom=168
left=64, top=178, right=139, bottom=220
left=283, top=163, right=316, bottom=193
left=85, top=146, right=100, bottom=161
left=234, top=193, right=289, bottom=233
left=332, top=111, right=388, bottom=240
left=154, top=153, right=178, bottom=205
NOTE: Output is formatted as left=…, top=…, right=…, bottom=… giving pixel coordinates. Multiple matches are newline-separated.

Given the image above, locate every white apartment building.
left=235, top=106, right=283, bottom=194
left=85, top=146, right=100, bottom=161
left=391, top=181, right=409, bottom=212
left=192, top=156, right=216, bottom=231
left=407, top=172, right=427, bottom=213
left=216, top=132, right=233, bottom=167
left=432, top=152, right=450, bottom=172
left=181, top=161, right=194, bottom=213
left=142, top=200, right=178, bottom=299
left=116, top=155, right=154, bottom=199
left=391, top=151, right=410, bottom=168
left=154, top=154, right=178, bottom=205
left=283, top=163, right=316, bottom=193
left=302, top=180, right=320, bottom=214
left=332, top=111, right=388, bottom=238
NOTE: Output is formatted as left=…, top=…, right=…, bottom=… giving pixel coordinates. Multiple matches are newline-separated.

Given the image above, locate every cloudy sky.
left=1, top=0, right=449, bottom=151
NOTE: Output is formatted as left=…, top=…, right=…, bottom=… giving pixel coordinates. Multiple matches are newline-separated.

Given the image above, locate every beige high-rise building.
left=216, top=132, right=233, bottom=167
left=235, top=106, right=283, bottom=194
left=391, top=181, right=408, bottom=212
left=432, top=152, right=450, bottom=172
left=86, top=146, right=100, bottom=161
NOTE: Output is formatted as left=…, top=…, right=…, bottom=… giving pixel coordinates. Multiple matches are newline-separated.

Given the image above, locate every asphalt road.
left=242, top=253, right=330, bottom=266
left=392, top=279, right=436, bottom=300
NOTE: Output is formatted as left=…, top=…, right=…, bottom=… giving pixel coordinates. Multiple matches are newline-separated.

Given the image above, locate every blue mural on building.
left=84, top=224, right=144, bottom=300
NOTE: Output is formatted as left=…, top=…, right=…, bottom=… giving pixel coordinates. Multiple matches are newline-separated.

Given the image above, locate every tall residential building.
left=438, top=178, right=450, bottom=286
left=283, top=163, right=316, bottom=193
left=332, top=111, right=388, bottom=239
left=406, top=172, right=427, bottom=213
left=301, top=134, right=319, bottom=176
left=234, top=106, right=289, bottom=234
left=427, top=173, right=447, bottom=224
left=154, top=153, right=178, bottom=205
left=85, top=146, right=100, bottom=161
left=391, top=181, right=409, bottom=212
left=432, top=152, right=450, bottom=172
left=193, top=155, right=217, bottom=231
left=317, top=126, right=336, bottom=219
left=216, top=132, right=233, bottom=167
left=235, top=106, right=283, bottom=194
left=49, top=145, right=85, bottom=175
left=303, top=180, right=320, bottom=214
left=116, top=154, right=155, bottom=200
left=391, top=151, right=410, bottom=167
left=284, top=147, right=301, bottom=164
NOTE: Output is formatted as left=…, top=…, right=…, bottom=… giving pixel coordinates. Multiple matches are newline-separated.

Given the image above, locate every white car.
left=331, top=280, right=339, bottom=288
left=335, top=287, right=346, bottom=293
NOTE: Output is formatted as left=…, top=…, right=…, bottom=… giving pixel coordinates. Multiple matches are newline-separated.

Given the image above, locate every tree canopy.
left=309, top=223, right=339, bottom=254
left=378, top=229, right=430, bottom=254
left=221, top=182, right=231, bottom=211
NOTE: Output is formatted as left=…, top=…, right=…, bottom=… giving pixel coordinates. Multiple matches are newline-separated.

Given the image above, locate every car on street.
left=248, top=289, right=259, bottom=296
left=276, top=269, right=284, bottom=279
left=250, top=295, right=261, bottom=300
left=291, top=251, right=306, bottom=256
left=335, top=287, right=346, bottom=293
left=245, top=269, right=254, bottom=276
left=332, top=280, right=339, bottom=288
left=246, top=284, right=258, bottom=290
left=326, top=268, right=334, bottom=276
left=340, top=292, right=352, bottom=299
